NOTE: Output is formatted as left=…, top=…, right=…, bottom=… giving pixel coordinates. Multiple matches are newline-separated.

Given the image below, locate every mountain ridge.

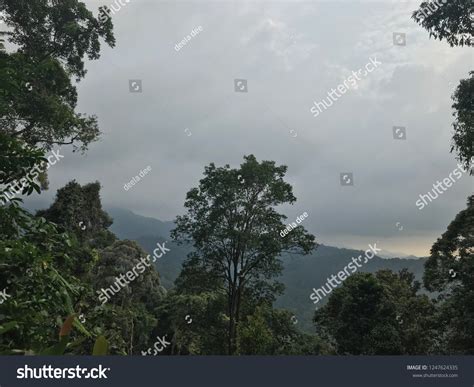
left=108, top=207, right=427, bottom=332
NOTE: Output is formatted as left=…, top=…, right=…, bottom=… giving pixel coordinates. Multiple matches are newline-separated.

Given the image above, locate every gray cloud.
left=30, top=1, right=473, bottom=256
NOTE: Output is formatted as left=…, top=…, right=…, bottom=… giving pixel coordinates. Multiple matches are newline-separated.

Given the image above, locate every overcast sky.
left=28, top=0, right=473, bottom=256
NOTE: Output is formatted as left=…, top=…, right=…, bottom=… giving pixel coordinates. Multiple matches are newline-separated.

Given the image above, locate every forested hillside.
left=0, top=0, right=472, bottom=356
left=106, top=207, right=427, bottom=332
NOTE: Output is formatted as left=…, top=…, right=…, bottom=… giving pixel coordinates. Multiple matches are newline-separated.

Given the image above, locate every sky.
left=27, top=0, right=473, bottom=257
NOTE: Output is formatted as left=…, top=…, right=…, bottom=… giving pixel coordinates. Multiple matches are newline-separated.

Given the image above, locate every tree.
left=0, top=0, right=115, bottom=151
left=412, top=0, right=473, bottom=47
left=155, top=291, right=228, bottom=355
left=413, top=0, right=473, bottom=169
left=91, top=240, right=166, bottom=355
left=237, top=305, right=326, bottom=355
left=424, top=195, right=474, bottom=354
left=37, top=180, right=115, bottom=248
left=237, top=306, right=275, bottom=354
left=314, top=270, right=436, bottom=355
left=0, top=140, right=166, bottom=355
left=0, top=134, right=88, bottom=354
left=172, top=155, right=316, bottom=354
left=451, top=72, right=474, bottom=172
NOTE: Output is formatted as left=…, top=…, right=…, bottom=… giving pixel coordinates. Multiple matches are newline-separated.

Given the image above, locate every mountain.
left=275, top=245, right=426, bottom=332
left=378, top=249, right=420, bottom=259
left=108, top=207, right=428, bottom=333
left=106, top=207, right=174, bottom=240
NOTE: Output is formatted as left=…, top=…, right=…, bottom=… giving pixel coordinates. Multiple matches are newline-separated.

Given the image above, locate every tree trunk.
left=228, top=293, right=238, bottom=354
left=227, top=282, right=243, bottom=355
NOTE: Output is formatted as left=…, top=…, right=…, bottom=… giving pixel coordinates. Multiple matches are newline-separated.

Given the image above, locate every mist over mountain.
left=107, top=207, right=427, bottom=332
left=106, top=207, right=174, bottom=240
left=25, top=201, right=428, bottom=331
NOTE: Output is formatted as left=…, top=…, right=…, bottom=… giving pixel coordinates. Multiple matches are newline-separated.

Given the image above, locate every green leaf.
left=92, top=336, right=108, bottom=355
left=40, top=336, right=69, bottom=355
left=0, top=321, right=19, bottom=335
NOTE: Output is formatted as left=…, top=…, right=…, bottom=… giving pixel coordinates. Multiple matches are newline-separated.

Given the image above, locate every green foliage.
left=412, top=0, right=473, bottom=47
left=38, top=316, right=109, bottom=356
left=1, top=0, right=115, bottom=79
left=424, top=195, right=474, bottom=354
left=0, top=132, right=45, bottom=203
left=0, top=0, right=115, bottom=151
left=314, top=270, right=436, bottom=355
left=90, top=240, right=166, bottom=354
left=237, top=305, right=328, bottom=355
left=0, top=0, right=168, bottom=357
left=0, top=227, right=82, bottom=354
left=0, top=134, right=159, bottom=355
left=156, top=291, right=228, bottom=355
left=413, top=1, right=473, bottom=172
left=0, top=135, right=82, bottom=354
left=238, top=306, right=274, bottom=354
left=451, top=72, right=474, bottom=172
left=37, top=180, right=115, bottom=248
left=172, top=155, right=317, bottom=354
left=92, top=335, right=108, bottom=355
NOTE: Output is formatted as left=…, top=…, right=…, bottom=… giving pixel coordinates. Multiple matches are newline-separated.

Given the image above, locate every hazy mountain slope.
left=134, top=235, right=189, bottom=289
left=108, top=208, right=428, bottom=332
left=276, top=245, right=426, bottom=332
left=106, top=207, right=174, bottom=240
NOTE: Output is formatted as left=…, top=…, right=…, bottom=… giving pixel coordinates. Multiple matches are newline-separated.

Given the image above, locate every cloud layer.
left=32, top=1, right=473, bottom=256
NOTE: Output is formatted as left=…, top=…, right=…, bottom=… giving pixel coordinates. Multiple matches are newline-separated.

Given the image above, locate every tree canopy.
left=172, top=155, right=316, bottom=353
left=424, top=195, right=474, bottom=354
left=0, top=0, right=115, bottom=151
left=412, top=0, right=473, bottom=47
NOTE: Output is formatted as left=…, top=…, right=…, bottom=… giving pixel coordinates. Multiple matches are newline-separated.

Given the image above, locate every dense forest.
left=0, top=0, right=472, bottom=355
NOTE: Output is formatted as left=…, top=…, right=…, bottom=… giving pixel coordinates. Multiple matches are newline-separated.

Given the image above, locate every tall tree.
left=424, top=195, right=474, bottom=354
left=451, top=72, right=474, bottom=172
left=413, top=0, right=473, bottom=168
left=0, top=0, right=115, bottom=151
left=172, top=155, right=316, bottom=354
